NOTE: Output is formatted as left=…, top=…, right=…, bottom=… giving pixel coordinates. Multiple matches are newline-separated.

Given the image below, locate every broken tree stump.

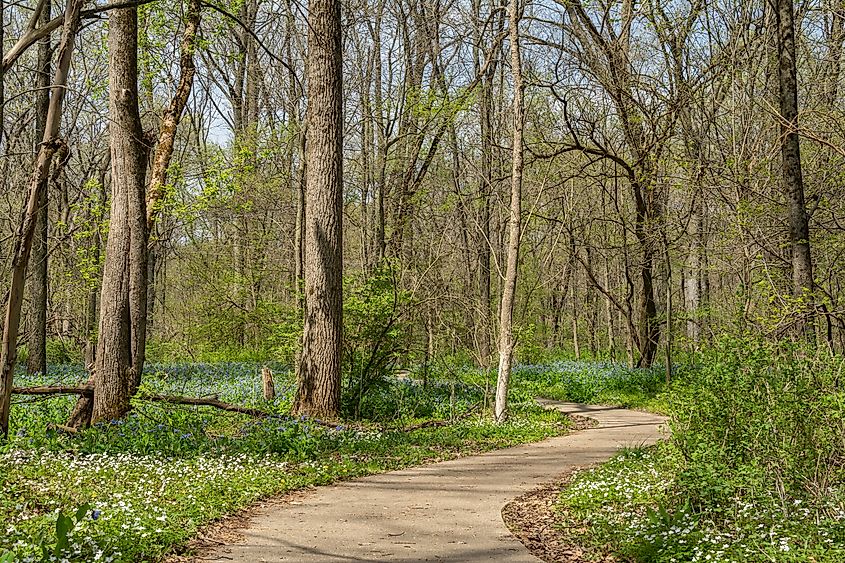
left=262, top=366, right=275, bottom=401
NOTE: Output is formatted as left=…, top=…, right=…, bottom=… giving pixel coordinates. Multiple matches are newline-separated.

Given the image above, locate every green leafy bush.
left=555, top=338, right=845, bottom=562
left=342, top=267, right=411, bottom=417
left=668, top=337, right=845, bottom=508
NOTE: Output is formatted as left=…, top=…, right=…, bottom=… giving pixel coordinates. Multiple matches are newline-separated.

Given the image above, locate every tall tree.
left=494, top=0, right=524, bottom=423
left=774, top=0, right=814, bottom=322
left=293, top=0, right=343, bottom=419
left=0, top=0, right=84, bottom=436
left=26, top=0, right=51, bottom=377
left=562, top=0, right=668, bottom=367
left=474, top=0, right=501, bottom=367
left=91, top=3, right=148, bottom=423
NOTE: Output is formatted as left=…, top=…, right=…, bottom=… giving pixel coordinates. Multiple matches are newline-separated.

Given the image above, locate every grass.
left=1, top=362, right=570, bottom=562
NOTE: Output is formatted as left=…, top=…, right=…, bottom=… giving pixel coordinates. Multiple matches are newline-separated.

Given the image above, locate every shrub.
left=668, top=337, right=845, bottom=509
left=342, top=267, right=411, bottom=417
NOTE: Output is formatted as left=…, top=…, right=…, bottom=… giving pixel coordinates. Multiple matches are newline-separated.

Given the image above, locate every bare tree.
left=774, top=0, right=814, bottom=324
left=25, top=0, right=51, bottom=378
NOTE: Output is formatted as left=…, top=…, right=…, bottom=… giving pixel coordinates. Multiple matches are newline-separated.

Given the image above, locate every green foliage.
left=557, top=442, right=845, bottom=562
left=1, top=362, right=569, bottom=562
left=342, top=266, right=411, bottom=417
left=45, top=338, right=81, bottom=365
left=507, top=360, right=667, bottom=411
left=37, top=504, right=93, bottom=561
left=354, top=378, right=483, bottom=424
left=553, top=339, right=845, bottom=562
left=668, top=337, right=845, bottom=508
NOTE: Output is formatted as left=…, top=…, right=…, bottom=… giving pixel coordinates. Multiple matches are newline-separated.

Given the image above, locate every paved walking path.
left=202, top=402, right=667, bottom=562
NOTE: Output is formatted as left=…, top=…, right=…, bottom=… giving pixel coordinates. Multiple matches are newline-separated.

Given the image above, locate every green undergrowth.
left=557, top=444, right=845, bottom=562
left=1, top=365, right=568, bottom=563
left=553, top=338, right=845, bottom=562
left=507, top=360, right=668, bottom=412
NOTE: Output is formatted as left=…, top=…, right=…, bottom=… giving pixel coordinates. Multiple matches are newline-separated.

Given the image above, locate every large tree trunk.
left=493, top=0, right=524, bottom=424
left=0, top=0, right=83, bottom=436
left=26, top=0, right=51, bottom=377
left=293, top=0, right=343, bottom=419
left=774, top=0, right=814, bottom=320
left=633, top=184, right=660, bottom=367
left=90, top=5, right=148, bottom=424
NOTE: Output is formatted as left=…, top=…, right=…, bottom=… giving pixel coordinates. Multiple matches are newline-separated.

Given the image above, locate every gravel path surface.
left=201, top=402, right=667, bottom=563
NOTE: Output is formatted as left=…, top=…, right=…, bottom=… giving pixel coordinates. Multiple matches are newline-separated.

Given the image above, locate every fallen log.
left=10, top=387, right=480, bottom=434
left=12, top=384, right=93, bottom=396
left=139, top=395, right=271, bottom=418
left=11, top=386, right=277, bottom=419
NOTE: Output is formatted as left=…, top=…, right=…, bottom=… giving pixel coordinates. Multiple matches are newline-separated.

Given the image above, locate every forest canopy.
left=0, top=0, right=842, bottom=418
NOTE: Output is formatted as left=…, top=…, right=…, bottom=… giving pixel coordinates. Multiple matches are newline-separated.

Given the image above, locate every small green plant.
left=36, top=504, right=94, bottom=561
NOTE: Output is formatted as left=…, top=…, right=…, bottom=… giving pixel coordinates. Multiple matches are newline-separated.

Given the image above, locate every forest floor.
left=189, top=402, right=667, bottom=563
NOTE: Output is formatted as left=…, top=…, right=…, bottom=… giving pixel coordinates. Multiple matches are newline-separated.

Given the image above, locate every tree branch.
left=3, top=0, right=160, bottom=72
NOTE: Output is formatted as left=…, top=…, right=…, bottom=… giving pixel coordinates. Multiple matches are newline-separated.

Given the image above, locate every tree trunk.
left=0, top=0, right=4, bottom=150
left=0, top=0, right=83, bottom=436
left=372, top=0, right=387, bottom=262
left=146, top=0, right=201, bottom=229
left=664, top=242, right=673, bottom=383
left=571, top=279, right=580, bottom=360
left=90, top=4, right=148, bottom=424
left=775, top=0, right=814, bottom=321
left=262, top=366, right=275, bottom=400
left=293, top=0, right=343, bottom=419
left=586, top=247, right=598, bottom=355
left=494, top=0, right=524, bottom=424
left=26, top=0, right=51, bottom=377
left=475, top=4, right=497, bottom=366
left=603, top=258, right=615, bottom=358
left=685, top=198, right=703, bottom=344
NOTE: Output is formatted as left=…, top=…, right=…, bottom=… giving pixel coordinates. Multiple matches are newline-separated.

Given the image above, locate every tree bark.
left=90, top=4, right=148, bottom=424
left=0, top=0, right=83, bottom=436
left=474, top=0, right=499, bottom=367
left=262, top=366, right=275, bottom=400
left=293, top=0, right=343, bottom=419
left=603, top=258, right=615, bottom=357
left=684, top=198, right=703, bottom=343
left=26, top=0, right=51, bottom=378
left=774, top=0, right=814, bottom=315
left=494, top=0, right=524, bottom=424
left=146, top=0, right=201, bottom=229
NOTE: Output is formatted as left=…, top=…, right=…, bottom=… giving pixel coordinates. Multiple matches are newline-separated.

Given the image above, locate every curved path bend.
left=202, top=402, right=667, bottom=563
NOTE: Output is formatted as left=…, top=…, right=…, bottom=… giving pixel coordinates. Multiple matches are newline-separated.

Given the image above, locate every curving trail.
left=200, top=402, right=667, bottom=563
